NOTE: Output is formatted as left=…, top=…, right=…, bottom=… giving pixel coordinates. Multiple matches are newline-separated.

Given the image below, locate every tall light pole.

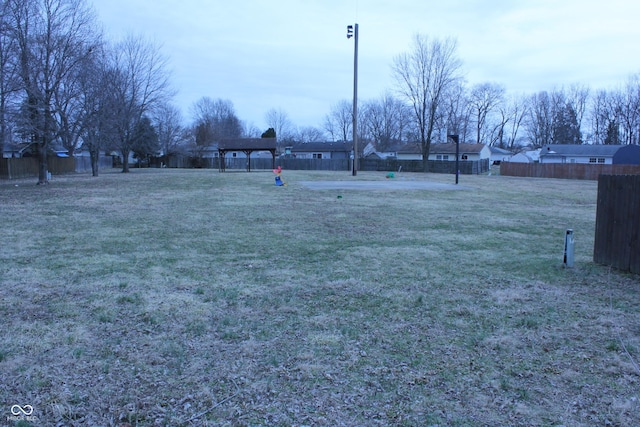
left=448, top=134, right=460, bottom=184
left=347, top=23, right=359, bottom=176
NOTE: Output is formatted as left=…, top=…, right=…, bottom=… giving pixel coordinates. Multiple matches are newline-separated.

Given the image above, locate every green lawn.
left=1, top=168, right=639, bottom=426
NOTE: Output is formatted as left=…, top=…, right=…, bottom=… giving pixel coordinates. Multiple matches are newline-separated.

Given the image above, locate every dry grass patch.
left=1, top=168, right=639, bottom=426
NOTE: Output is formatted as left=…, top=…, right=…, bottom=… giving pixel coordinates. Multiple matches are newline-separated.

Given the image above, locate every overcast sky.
left=93, top=0, right=640, bottom=132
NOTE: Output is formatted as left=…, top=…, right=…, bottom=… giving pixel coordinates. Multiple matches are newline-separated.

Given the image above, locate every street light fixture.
left=347, top=23, right=358, bottom=176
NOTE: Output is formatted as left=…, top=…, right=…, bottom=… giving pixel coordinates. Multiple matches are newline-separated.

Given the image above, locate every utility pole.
left=347, top=23, right=359, bottom=176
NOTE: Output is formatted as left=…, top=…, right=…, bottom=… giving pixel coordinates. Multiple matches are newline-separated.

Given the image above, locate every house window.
left=461, top=154, right=468, bottom=160
left=232, top=152, right=237, bottom=158
left=589, top=157, right=597, bottom=163
left=436, top=155, right=442, bottom=160
left=443, top=155, right=449, bottom=160
left=597, top=158, right=605, bottom=163
left=313, top=153, right=323, bottom=159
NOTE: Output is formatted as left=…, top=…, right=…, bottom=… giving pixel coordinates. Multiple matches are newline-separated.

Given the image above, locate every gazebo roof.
left=218, top=138, right=277, bottom=151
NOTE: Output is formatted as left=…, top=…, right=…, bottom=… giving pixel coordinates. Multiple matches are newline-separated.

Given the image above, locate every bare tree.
left=0, top=1, right=20, bottom=155
left=323, top=99, right=352, bottom=142
left=190, top=97, right=242, bottom=147
left=10, top=0, right=97, bottom=183
left=525, top=91, right=554, bottom=148
left=588, top=89, right=619, bottom=145
left=361, top=93, right=410, bottom=151
left=494, top=94, right=528, bottom=149
left=468, top=82, right=505, bottom=144
left=75, top=43, right=117, bottom=176
left=392, top=34, right=462, bottom=171
left=615, top=74, right=640, bottom=145
left=566, top=83, right=590, bottom=134
left=295, top=126, right=326, bottom=143
left=153, top=102, right=185, bottom=159
left=442, top=81, right=471, bottom=142
left=109, top=35, right=172, bottom=172
left=264, top=107, right=293, bottom=145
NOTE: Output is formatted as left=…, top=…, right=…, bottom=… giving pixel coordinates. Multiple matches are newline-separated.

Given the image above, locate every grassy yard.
left=1, top=168, right=639, bottom=426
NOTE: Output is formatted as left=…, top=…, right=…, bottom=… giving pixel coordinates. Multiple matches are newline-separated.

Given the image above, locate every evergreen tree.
left=261, top=127, right=276, bottom=138
left=552, top=104, right=582, bottom=144
left=604, top=120, right=620, bottom=145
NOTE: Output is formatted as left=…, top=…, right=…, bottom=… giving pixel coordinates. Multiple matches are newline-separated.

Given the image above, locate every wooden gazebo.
left=217, top=138, right=277, bottom=172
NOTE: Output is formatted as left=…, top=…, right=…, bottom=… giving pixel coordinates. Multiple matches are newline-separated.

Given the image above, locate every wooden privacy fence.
left=0, top=157, right=75, bottom=179
left=593, top=175, right=640, bottom=274
left=162, top=156, right=490, bottom=174
left=501, top=162, right=640, bottom=180
left=73, top=156, right=113, bottom=172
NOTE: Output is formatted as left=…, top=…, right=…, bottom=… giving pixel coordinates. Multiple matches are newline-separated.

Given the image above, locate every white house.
left=489, top=146, right=514, bottom=164
left=508, top=149, right=540, bottom=163
left=393, top=142, right=492, bottom=161
left=428, top=143, right=491, bottom=162
left=394, top=144, right=423, bottom=160
left=284, top=141, right=352, bottom=159
left=362, top=142, right=396, bottom=159
left=539, top=144, right=640, bottom=165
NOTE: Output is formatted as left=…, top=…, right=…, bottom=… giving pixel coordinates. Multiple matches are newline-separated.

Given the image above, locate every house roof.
left=393, top=144, right=422, bottom=154
left=490, top=146, right=514, bottom=155
left=387, top=142, right=491, bottom=155
left=429, top=142, right=487, bottom=154
left=540, top=144, right=622, bottom=157
left=288, top=141, right=352, bottom=152
left=218, top=138, right=276, bottom=151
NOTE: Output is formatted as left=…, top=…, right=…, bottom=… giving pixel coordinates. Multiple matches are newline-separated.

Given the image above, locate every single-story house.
left=391, top=142, right=492, bottom=161
left=3, top=142, right=69, bottom=158
left=2, top=142, right=22, bottom=158
left=283, top=141, right=352, bottom=159
left=394, top=144, right=423, bottom=160
left=507, top=149, right=540, bottom=163
left=428, top=143, right=491, bottom=162
left=196, top=144, right=219, bottom=159
left=539, top=144, right=640, bottom=165
left=489, top=146, right=514, bottom=165
left=362, top=142, right=396, bottom=159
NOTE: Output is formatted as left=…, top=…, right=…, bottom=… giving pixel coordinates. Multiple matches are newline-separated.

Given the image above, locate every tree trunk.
left=38, top=143, right=48, bottom=185
left=122, top=149, right=130, bottom=172
left=422, top=142, right=430, bottom=172
left=90, top=149, right=99, bottom=177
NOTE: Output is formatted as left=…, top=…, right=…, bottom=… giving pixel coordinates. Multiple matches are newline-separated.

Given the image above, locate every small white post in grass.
left=563, top=229, right=575, bottom=268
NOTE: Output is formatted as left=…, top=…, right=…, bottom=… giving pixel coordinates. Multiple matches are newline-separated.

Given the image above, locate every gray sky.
left=93, top=0, right=640, bottom=132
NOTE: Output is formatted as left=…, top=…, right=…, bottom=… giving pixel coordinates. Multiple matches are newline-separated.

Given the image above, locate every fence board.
left=594, top=175, right=640, bottom=274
